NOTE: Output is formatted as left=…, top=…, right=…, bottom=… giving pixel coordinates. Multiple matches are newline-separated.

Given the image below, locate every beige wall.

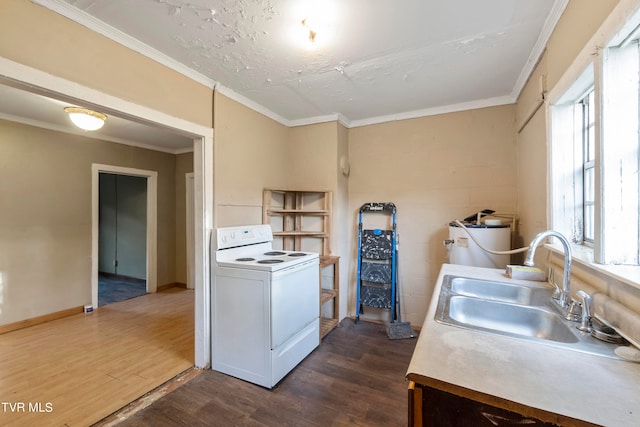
left=544, top=0, right=620, bottom=96
left=175, top=152, right=194, bottom=285
left=287, top=121, right=351, bottom=317
left=348, top=105, right=517, bottom=325
left=0, top=120, right=185, bottom=325
left=514, top=106, right=548, bottom=257
left=335, top=124, right=350, bottom=318
left=288, top=122, right=338, bottom=191
left=287, top=122, right=338, bottom=253
left=0, top=0, right=212, bottom=128
left=213, top=92, right=289, bottom=226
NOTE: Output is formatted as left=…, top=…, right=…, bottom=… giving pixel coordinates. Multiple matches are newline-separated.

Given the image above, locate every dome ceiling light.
left=64, top=107, right=107, bottom=131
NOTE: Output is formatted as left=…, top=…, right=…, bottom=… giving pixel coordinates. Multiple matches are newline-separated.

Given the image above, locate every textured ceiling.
left=47, top=0, right=564, bottom=127
left=0, top=1, right=566, bottom=153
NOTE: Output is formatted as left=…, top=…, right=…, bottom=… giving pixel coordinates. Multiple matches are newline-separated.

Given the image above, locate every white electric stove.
left=211, top=224, right=320, bottom=388
left=214, top=225, right=318, bottom=272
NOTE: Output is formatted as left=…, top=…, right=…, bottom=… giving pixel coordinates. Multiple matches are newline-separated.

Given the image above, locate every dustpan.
left=387, top=319, right=414, bottom=340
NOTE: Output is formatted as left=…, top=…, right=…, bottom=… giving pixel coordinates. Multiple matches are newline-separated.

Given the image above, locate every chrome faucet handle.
left=547, top=268, right=561, bottom=299
left=550, top=281, right=562, bottom=300
left=576, top=290, right=592, bottom=332
left=565, top=299, right=582, bottom=322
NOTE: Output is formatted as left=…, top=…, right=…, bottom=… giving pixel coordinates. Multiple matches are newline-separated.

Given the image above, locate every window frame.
left=542, top=1, right=640, bottom=288
left=580, top=89, right=595, bottom=244
left=550, top=39, right=640, bottom=266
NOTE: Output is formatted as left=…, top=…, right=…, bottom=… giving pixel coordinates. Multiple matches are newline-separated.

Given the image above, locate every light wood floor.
left=0, top=288, right=194, bottom=427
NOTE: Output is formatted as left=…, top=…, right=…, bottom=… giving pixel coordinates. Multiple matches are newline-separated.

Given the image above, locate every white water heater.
left=447, top=223, right=511, bottom=269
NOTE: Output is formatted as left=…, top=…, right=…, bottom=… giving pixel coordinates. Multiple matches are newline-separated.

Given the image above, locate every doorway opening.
left=2, top=56, right=213, bottom=368
left=91, top=164, right=158, bottom=310
left=98, top=172, right=149, bottom=306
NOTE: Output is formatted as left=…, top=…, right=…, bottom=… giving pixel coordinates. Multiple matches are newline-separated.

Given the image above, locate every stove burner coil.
left=257, top=259, right=284, bottom=264
left=288, top=252, right=307, bottom=257
left=264, top=251, right=286, bottom=256
left=236, top=257, right=255, bottom=262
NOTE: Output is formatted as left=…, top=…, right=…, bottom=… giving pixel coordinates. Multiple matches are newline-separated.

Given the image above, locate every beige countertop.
left=407, top=263, right=640, bottom=426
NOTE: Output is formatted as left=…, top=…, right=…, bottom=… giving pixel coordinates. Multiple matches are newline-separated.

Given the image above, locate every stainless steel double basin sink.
left=435, top=275, right=620, bottom=359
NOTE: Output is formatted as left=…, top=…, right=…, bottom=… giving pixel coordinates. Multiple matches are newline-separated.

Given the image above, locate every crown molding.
left=336, top=114, right=352, bottom=128
left=511, top=0, right=569, bottom=99
left=287, top=113, right=352, bottom=128
left=35, top=0, right=335, bottom=129
left=216, top=83, right=355, bottom=128
left=33, top=0, right=216, bottom=89
left=214, top=84, right=290, bottom=125
left=348, top=95, right=515, bottom=128
left=218, top=83, right=515, bottom=129
left=33, top=0, right=547, bottom=131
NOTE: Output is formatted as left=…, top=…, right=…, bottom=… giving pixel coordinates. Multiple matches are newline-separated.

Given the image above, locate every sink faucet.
left=523, top=230, right=572, bottom=311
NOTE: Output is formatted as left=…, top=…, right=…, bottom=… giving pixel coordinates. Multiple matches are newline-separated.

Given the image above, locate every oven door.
left=270, top=258, right=319, bottom=349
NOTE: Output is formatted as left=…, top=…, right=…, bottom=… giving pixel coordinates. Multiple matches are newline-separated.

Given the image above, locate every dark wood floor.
left=113, top=319, right=418, bottom=427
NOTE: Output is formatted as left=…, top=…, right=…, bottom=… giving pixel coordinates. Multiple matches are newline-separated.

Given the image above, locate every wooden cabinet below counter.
left=408, top=380, right=598, bottom=427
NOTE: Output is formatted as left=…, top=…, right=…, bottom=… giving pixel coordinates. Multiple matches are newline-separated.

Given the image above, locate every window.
left=580, top=89, right=595, bottom=243
left=551, top=34, right=640, bottom=265
left=550, top=67, right=593, bottom=248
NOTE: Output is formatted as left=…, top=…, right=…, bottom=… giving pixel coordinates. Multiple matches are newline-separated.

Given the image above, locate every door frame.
left=0, top=57, right=214, bottom=369
left=92, top=165, right=158, bottom=306
left=186, top=172, right=195, bottom=290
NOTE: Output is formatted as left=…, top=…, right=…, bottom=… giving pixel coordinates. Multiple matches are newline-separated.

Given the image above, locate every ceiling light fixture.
left=64, top=107, right=107, bottom=131
left=291, top=0, right=339, bottom=50
left=301, top=18, right=317, bottom=43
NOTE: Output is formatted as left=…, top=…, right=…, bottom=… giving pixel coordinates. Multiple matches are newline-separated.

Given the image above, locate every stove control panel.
left=216, top=224, right=273, bottom=249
